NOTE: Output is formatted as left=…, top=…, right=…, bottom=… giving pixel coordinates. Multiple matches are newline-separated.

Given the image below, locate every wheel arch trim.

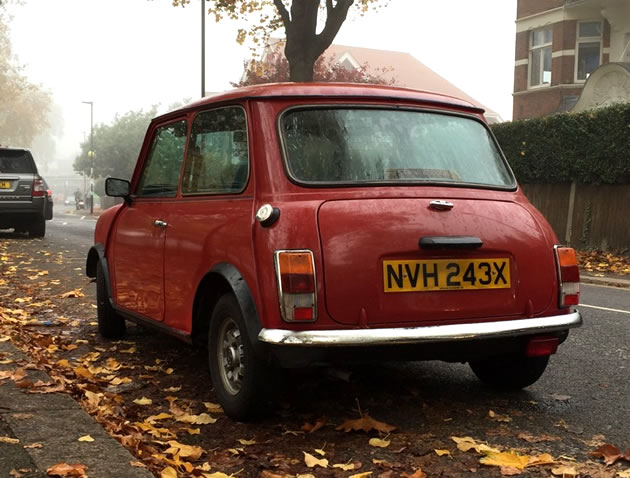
left=86, top=243, right=113, bottom=304
left=200, top=263, right=262, bottom=349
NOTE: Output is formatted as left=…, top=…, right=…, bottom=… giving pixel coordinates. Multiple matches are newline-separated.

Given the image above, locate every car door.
left=110, top=119, right=188, bottom=321
left=161, top=105, right=254, bottom=333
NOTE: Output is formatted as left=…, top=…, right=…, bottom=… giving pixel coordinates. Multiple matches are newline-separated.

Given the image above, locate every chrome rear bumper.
left=258, top=311, right=582, bottom=347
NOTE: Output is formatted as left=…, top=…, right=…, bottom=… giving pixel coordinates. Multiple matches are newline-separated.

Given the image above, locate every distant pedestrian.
left=74, top=189, right=82, bottom=210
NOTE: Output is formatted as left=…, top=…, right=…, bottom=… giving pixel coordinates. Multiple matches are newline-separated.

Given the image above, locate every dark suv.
left=0, top=147, right=52, bottom=237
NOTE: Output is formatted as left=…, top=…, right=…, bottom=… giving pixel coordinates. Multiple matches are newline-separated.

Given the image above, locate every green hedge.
left=491, top=103, right=630, bottom=184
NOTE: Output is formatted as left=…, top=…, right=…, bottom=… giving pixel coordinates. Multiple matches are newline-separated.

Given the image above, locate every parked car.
left=86, top=83, right=582, bottom=420
left=42, top=179, right=53, bottom=221
left=0, top=147, right=52, bottom=237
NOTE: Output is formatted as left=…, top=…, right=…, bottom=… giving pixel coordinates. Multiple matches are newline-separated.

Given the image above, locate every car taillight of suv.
left=32, top=178, right=45, bottom=197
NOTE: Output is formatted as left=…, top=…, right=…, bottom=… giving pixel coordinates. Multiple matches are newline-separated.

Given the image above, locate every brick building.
left=513, top=0, right=630, bottom=120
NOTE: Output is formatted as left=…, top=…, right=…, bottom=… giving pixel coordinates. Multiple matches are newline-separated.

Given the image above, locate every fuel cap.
left=256, top=204, right=280, bottom=227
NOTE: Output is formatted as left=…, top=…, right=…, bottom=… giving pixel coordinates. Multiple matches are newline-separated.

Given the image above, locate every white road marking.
left=579, top=304, right=630, bottom=315
left=582, top=282, right=630, bottom=291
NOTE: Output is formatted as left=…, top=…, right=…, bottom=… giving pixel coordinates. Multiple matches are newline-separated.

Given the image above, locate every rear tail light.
left=32, top=179, right=45, bottom=197
left=275, top=250, right=317, bottom=322
left=554, top=246, right=580, bottom=307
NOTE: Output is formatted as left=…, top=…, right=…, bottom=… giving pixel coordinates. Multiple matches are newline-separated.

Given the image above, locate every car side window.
left=181, top=107, right=248, bottom=195
left=136, top=120, right=188, bottom=197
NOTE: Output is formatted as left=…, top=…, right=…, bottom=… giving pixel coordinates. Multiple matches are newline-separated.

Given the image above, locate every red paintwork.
left=94, top=83, right=565, bottom=339
left=319, top=196, right=555, bottom=326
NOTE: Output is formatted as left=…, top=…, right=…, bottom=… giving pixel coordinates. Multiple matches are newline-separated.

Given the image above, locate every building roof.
left=322, top=44, right=502, bottom=123
left=261, top=39, right=502, bottom=123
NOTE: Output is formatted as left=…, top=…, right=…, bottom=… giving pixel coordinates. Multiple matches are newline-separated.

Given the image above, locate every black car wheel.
left=96, top=261, right=126, bottom=339
left=208, top=294, right=269, bottom=420
left=28, top=216, right=46, bottom=238
left=469, top=355, right=549, bottom=390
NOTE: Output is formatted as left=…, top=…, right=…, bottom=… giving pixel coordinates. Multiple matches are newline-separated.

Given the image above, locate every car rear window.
left=0, top=149, right=38, bottom=174
left=280, top=108, right=515, bottom=188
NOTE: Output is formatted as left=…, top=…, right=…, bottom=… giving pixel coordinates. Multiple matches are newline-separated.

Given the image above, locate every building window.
left=529, top=27, right=552, bottom=87
left=576, top=21, right=602, bottom=81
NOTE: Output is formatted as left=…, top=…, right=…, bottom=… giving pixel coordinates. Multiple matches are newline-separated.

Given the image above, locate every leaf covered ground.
left=0, top=238, right=629, bottom=478
left=577, top=250, right=630, bottom=276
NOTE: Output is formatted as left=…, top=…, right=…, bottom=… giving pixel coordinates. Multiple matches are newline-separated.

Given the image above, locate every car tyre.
left=469, top=355, right=549, bottom=390
left=28, top=216, right=46, bottom=238
left=96, top=261, right=126, bottom=339
left=208, top=294, right=269, bottom=421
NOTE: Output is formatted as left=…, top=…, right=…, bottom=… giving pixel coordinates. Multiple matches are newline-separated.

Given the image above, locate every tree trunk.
left=273, top=0, right=355, bottom=83
left=284, top=0, right=319, bottom=82
left=288, top=57, right=315, bottom=82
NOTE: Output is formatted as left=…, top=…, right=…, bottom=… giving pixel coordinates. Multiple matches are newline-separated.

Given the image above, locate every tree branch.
left=272, top=0, right=291, bottom=27
left=326, top=0, right=334, bottom=15
left=316, top=0, right=354, bottom=56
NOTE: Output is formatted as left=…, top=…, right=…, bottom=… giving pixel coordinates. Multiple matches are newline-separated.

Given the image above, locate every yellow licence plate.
left=383, top=258, right=510, bottom=292
left=0, top=181, right=10, bottom=189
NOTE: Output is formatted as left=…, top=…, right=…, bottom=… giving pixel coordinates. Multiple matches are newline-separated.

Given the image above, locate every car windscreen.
left=280, top=108, right=515, bottom=188
left=0, top=149, right=38, bottom=174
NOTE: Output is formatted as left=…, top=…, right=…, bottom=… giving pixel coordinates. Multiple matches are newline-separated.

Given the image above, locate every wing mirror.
left=105, top=178, right=131, bottom=203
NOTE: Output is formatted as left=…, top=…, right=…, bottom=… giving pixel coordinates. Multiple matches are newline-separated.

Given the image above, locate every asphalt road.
left=47, top=205, right=96, bottom=244
left=3, top=209, right=629, bottom=475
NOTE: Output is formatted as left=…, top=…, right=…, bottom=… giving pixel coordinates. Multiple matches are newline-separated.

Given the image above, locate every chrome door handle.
left=429, top=200, right=454, bottom=210
left=153, top=219, right=168, bottom=228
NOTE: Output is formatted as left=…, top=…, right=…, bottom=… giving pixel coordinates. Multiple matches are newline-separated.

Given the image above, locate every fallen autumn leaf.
left=46, top=463, right=88, bottom=477
left=133, top=397, right=153, bottom=406
left=590, top=444, right=623, bottom=465
left=304, top=451, right=328, bottom=468
left=451, top=436, right=500, bottom=454
left=368, top=438, right=390, bottom=448
left=551, top=465, right=578, bottom=477
left=60, top=289, right=84, bottom=299
left=0, top=436, right=19, bottom=444
left=336, top=414, right=396, bottom=434
left=480, top=451, right=530, bottom=470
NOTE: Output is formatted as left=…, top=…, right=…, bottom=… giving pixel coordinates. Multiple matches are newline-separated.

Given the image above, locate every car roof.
left=0, top=146, right=31, bottom=152
left=156, top=82, right=484, bottom=123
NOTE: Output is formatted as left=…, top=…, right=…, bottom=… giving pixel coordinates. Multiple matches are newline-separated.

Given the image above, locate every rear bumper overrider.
left=258, top=311, right=582, bottom=347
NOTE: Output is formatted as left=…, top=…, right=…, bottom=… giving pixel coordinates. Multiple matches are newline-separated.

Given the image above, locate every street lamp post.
left=82, top=101, right=94, bottom=215
left=201, top=0, right=206, bottom=98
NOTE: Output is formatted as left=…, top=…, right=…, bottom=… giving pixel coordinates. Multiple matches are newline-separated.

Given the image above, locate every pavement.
left=0, top=341, right=154, bottom=478
left=580, top=270, right=630, bottom=288
left=0, top=269, right=627, bottom=478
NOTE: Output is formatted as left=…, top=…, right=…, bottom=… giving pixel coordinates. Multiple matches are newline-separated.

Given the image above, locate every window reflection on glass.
left=576, top=21, right=601, bottom=81
left=0, top=149, right=37, bottom=174
left=579, top=21, right=601, bottom=38
left=577, top=42, right=601, bottom=80
left=531, top=48, right=541, bottom=86
left=280, top=108, right=514, bottom=188
left=543, top=47, right=552, bottom=84
left=532, top=28, right=552, bottom=46
left=136, top=120, right=187, bottom=197
left=181, top=107, right=248, bottom=195
left=529, top=27, right=552, bottom=87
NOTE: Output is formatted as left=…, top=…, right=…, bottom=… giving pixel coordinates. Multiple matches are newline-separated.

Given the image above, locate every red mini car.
left=86, top=83, right=581, bottom=420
